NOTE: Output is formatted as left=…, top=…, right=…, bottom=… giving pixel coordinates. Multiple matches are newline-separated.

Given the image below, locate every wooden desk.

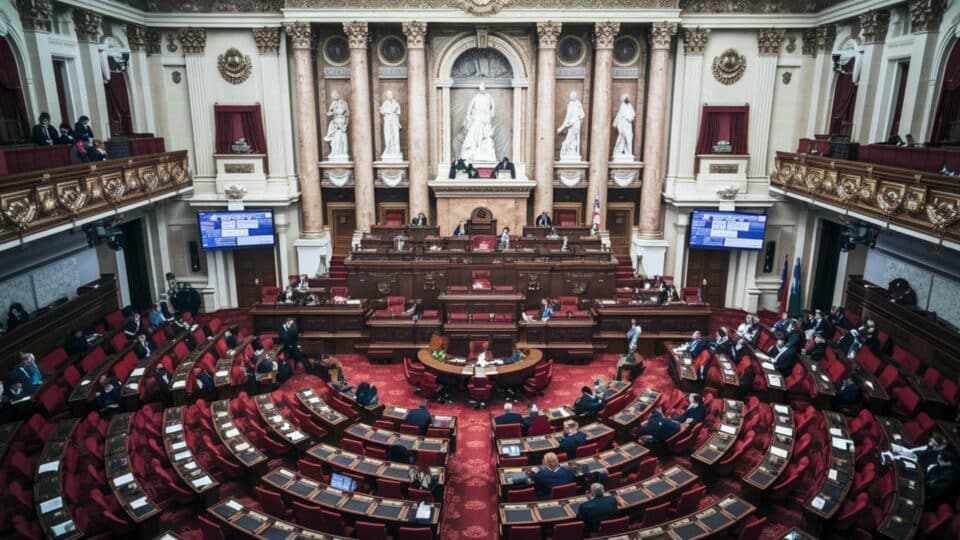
left=253, top=394, right=313, bottom=449
left=803, top=411, right=855, bottom=535
left=593, top=303, right=711, bottom=356
left=742, top=403, right=795, bottom=501
left=495, top=422, right=615, bottom=464
left=369, top=225, right=440, bottom=241
left=417, top=348, right=542, bottom=386
left=162, top=407, right=220, bottom=501
left=605, top=388, right=661, bottom=440
left=207, top=497, right=354, bottom=540
left=307, top=443, right=446, bottom=488
left=210, top=399, right=267, bottom=475
left=171, top=326, right=235, bottom=405
left=497, top=442, right=649, bottom=495
left=67, top=339, right=138, bottom=415
left=518, top=319, right=599, bottom=358
left=261, top=467, right=441, bottom=529
left=590, top=494, right=756, bottom=540
left=120, top=332, right=188, bottom=408
left=381, top=406, right=457, bottom=451
left=344, top=423, right=449, bottom=461
left=691, top=399, right=744, bottom=471
left=834, top=345, right=890, bottom=412
left=35, top=418, right=83, bottom=540
left=744, top=345, right=788, bottom=398
left=665, top=342, right=699, bottom=391
left=876, top=416, right=923, bottom=540
left=105, top=413, right=161, bottom=524
left=361, top=318, right=442, bottom=361
left=498, top=465, right=697, bottom=528
left=714, top=353, right=741, bottom=395
left=296, top=389, right=351, bottom=438
left=212, top=336, right=254, bottom=388
left=251, top=303, right=368, bottom=354
left=801, top=357, right=837, bottom=408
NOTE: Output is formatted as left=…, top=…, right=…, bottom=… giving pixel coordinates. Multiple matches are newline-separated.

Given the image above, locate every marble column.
left=253, top=27, right=289, bottom=180
left=403, top=21, right=430, bottom=221
left=638, top=21, right=676, bottom=239
left=178, top=28, right=213, bottom=177
left=16, top=0, right=59, bottom=124
left=851, top=11, right=889, bottom=143
left=126, top=24, right=156, bottom=133
left=73, top=9, right=110, bottom=139
left=285, top=22, right=323, bottom=234
left=586, top=22, right=619, bottom=231
left=676, top=28, right=709, bottom=180
left=900, top=0, right=945, bottom=138
left=534, top=21, right=561, bottom=218
left=749, top=29, right=783, bottom=177
left=344, top=21, right=376, bottom=232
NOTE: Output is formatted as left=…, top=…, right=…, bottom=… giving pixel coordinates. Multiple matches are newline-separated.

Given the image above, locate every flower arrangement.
left=712, top=140, right=732, bottom=153
left=431, top=349, right=446, bottom=361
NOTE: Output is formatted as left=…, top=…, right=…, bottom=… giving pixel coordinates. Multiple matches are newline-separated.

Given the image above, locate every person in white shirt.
left=626, top=319, right=641, bottom=354
left=880, top=434, right=948, bottom=469
left=499, top=228, right=510, bottom=250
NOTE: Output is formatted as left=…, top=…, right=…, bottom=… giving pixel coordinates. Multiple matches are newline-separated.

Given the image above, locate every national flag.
left=591, top=195, right=601, bottom=233
left=787, top=257, right=803, bottom=316
left=777, top=256, right=789, bottom=314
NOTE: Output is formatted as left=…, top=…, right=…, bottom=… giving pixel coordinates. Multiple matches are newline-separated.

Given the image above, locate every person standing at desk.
left=279, top=317, right=304, bottom=363
left=404, top=401, right=433, bottom=434
left=499, top=227, right=511, bottom=250
left=626, top=318, right=641, bottom=354
left=558, top=420, right=587, bottom=459
left=576, top=483, right=618, bottom=533
left=529, top=452, right=575, bottom=499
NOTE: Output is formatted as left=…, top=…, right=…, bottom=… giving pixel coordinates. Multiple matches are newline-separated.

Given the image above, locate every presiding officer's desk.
left=35, top=418, right=83, bottom=540
left=496, top=422, right=615, bottom=464
left=362, top=317, right=443, bottom=361
left=589, top=494, right=757, bottom=540
left=417, top=348, right=542, bottom=386
left=208, top=497, right=354, bottom=540
left=497, top=441, right=649, bottom=496
left=742, top=403, right=795, bottom=502
left=518, top=318, right=599, bottom=359
left=307, top=442, right=446, bottom=489
left=592, top=301, right=712, bottom=356
left=498, top=465, right=698, bottom=529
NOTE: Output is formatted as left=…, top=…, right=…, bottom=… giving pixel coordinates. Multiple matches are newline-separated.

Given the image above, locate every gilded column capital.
left=343, top=21, right=370, bottom=49
left=594, top=22, right=621, bottom=49
left=650, top=21, right=677, bottom=50
left=145, top=29, right=161, bottom=55
left=859, top=10, right=890, bottom=44
left=72, top=9, right=102, bottom=43
left=537, top=21, right=562, bottom=48
left=682, top=27, right=709, bottom=55
left=178, top=28, right=207, bottom=54
left=816, top=24, right=836, bottom=51
left=801, top=28, right=817, bottom=56
left=910, top=0, right=946, bottom=33
left=127, top=24, right=147, bottom=52
left=16, top=0, right=52, bottom=32
left=252, top=27, right=282, bottom=54
left=402, top=21, right=428, bottom=48
left=284, top=22, right=312, bottom=50
left=757, top=28, right=785, bottom=55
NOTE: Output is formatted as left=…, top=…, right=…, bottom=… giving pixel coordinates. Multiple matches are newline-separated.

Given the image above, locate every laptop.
left=329, top=473, right=357, bottom=492
left=501, top=444, right=521, bottom=457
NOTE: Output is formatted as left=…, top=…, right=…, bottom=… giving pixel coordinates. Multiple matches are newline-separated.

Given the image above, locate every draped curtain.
left=829, top=70, right=857, bottom=136
left=0, top=37, right=30, bottom=144
left=104, top=71, right=133, bottom=136
left=695, top=105, right=749, bottom=155
left=931, top=39, right=960, bottom=142
left=888, top=62, right=910, bottom=139
left=214, top=104, right=268, bottom=172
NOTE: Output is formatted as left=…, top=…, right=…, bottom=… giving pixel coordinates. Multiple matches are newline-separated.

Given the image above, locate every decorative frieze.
left=909, top=0, right=946, bottom=33
left=756, top=28, right=784, bottom=55
left=252, top=27, right=281, bottom=54
left=859, top=10, right=890, bottom=44
left=343, top=21, right=370, bottom=49
left=650, top=21, right=677, bottom=50
left=816, top=24, right=836, bottom=51
left=537, top=21, right=562, bottom=48
left=127, top=24, right=147, bottom=52
left=801, top=28, right=817, bottom=55
left=178, top=28, right=207, bottom=54
left=72, top=9, right=102, bottom=43
left=594, top=22, right=621, bottom=49
left=284, top=22, right=312, bottom=50
left=402, top=21, right=428, bottom=48
left=682, top=27, right=710, bottom=54
left=16, top=0, right=52, bottom=32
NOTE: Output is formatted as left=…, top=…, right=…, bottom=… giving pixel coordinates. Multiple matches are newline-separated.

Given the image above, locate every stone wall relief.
left=217, top=47, right=252, bottom=84
left=712, top=49, right=746, bottom=85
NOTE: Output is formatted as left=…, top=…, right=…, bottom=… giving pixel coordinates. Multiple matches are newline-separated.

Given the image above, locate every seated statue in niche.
left=458, top=83, right=497, bottom=164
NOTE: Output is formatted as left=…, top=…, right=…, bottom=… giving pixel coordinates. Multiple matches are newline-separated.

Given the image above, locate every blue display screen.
left=197, top=210, right=275, bottom=250
left=689, top=210, right=766, bottom=250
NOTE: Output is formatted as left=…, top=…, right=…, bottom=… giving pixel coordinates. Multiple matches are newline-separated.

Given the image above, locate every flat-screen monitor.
left=197, top=210, right=275, bottom=250
left=689, top=210, right=766, bottom=251
left=330, top=472, right=357, bottom=492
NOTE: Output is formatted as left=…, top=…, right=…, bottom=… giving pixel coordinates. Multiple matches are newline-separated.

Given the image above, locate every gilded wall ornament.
left=683, top=28, right=710, bottom=54
left=712, top=49, right=746, bottom=85
left=127, top=25, right=147, bottom=52
left=72, top=9, right=102, bottom=42
left=757, top=29, right=785, bottom=54
left=252, top=27, right=281, bottom=54
left=285, top=22, right=313, bottom=50
left=926, top=200, right=960, bottom=236
left=594, top=22, right=621, bottom=49
left=343, top=21, right=370, bottom=49
left=859, top=10, right=890, bottom=44
left=1, top=198, right=38, bottom=232
left=816, top=24, right=836, bottom=51
left=801, top=28, right=817, bottom=55
left=537, top=21, right=562, bottom=48
left=649, top=21, right=677, bottom=50
left=15, top=0, right=53, bottom=32
left=218, top=48, right=252, bottom=84
left=166, top=33, right=178, bottom=52
left=177, top=28, right=207, bottom=54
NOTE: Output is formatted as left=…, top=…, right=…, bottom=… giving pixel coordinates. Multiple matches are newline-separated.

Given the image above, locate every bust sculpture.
left=612, top=93, right=636, bottom=161
left=324, top=90, right=350, bottom=161
left=558, top=91, right=585, bottom=161
left=459, top=83, right=497, bottom=163
left=380, top=90, right=402, bottom=161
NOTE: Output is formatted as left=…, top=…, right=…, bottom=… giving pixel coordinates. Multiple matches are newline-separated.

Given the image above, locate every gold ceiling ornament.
left=910, top=0, right=947, bottom=33
left=450, top=0, right=512, bottom=16
left=252, top=27, right=282, bottom=54
left=402, top=21, right=428, bottom=49
left=218, top=48, right=253, bottom=84
left=836, top=175, right=873, bottom=208
left=101, top=175, right=127, bottom=205
left=178, top=28, right=207, bottom=54
left=537, top=21, right=562, bottom=48
left=804, top=169, right=824, bottom=192
left=682, top=28, right=710, bottom=55
left=712, top=48, right=746, bottom=85
left=595, top=22, right=622, bottom=49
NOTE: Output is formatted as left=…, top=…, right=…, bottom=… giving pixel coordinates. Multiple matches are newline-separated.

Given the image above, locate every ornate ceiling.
left=113, top=0, right=847, bottom=13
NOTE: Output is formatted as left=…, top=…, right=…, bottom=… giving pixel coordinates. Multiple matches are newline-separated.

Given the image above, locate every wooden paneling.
left=686, top=248, right=729, bottom=307
left=233, top=247, right=278, bottom=307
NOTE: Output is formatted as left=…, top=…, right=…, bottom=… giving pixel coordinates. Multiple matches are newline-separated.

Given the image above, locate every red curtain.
left=829, top=71, right=857, bottom=136
left=695, top=105, right=749, bottom=155
left=0, top=37, right=30, bottom=144
left=214, top=104, right=268, bottom=172
left=932, top=40, right=960, bottom=142
left=104, top=71, right=133, bottom=136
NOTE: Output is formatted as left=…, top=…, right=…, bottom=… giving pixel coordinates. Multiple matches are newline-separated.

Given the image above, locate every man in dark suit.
left=529, top=452, right=575, bottom=498
left=154, top=364, right=173, bottom=398
left=638, top=407, right=682, bottom=444
left=95, top=374, right=122, bottom=413
left=494, top=402, right=523, bottom=426
left=924, top=451, right=959, bottom=510
left=73, top=115, right=94, bottom=144
left=196, top=369, right=216, bottom=397
left=573, top=386, right=604, bottom=415
left=812, top=309, right=835, bottom=341
left=832, top=375, right=862, bottom=410
left=806, top=335, right=828, bottom=362
left=65, top=329, right=91, bottom=356
left=279, top=318, right=304, bottom=363
left=411, top=212, right=427, bottom=226
left=768, top=334, right=797, bottom=375
left=535, top=211, right=552, bottom=227
left=32, top=112, right=58, bottom=145
left=122, top=313, right=144, bottom=339
left=683, top=331, right=708, bottom=358
left=558, top=420, right=587, bottom=459
left=576, top=483, right=619, bottom=532
left=831, top=305, right=854, bottom=330
left=672, top=393, right=705, bottom=424
left=404, top=402, right=433, bottom=434
left=133, top=333, right=155, bottom=359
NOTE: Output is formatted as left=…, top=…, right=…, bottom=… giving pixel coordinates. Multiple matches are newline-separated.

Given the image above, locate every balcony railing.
left=771, top=151, right=960, bottom=245
left=0, top=150, right=190, bottom=245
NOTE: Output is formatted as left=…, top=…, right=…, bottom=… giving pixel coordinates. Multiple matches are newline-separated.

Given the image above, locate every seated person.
left=404, top=401, right=433, bottom=434
left=89, top=139, right=107, bottom=161
left=148, top=303, right=168, bottom=329
left=94, top=374, right=121, bottom=413
left=812, top=309, right=835, bottom=341
left=785, top=324, right=805, bottom=351
left=295, top=274, right=310, bottom=292
left=837, top=320, right=878, bottom=358
left=522, top=403, right=541, bottom=432
left=154, top=364, right=173, bottom=398
left=660, top=284, right=681, bottom=304
left=538, top=299, right=554, bottom=321
left=255, top=353, right=276, bottom=377
left=32, top=112, right=57, bottom=145
left=832, top=375, right=862, bottom=410
left=494, top=402, right=523, bottom=426
left=11, top=353, right=42, bottom=394
left=502, top=348, right=525, bottom=365
left=70, top=139, right=91, bottom=163
left=678, top=330, right=708, bottom=358
left=558, top=420, right=587, bottom=459
left=772, top=312, right=790, bottom=331
left=495, top=156, right=517, bottom=178
left=576, top=483, right=619, bottom=533
left=133, top=333, right=155, bottom=359
left=672, top=393, right=705, bottom=424
left=411, top=212, right=427, bottom=226
left=638, top=407, right=682, bottom=444
left=573, top=386, right=604, bottom=415
left=806, top=335, right=828, bottom=362
left=710, top=327, right=734, bottom=357
left=529, top=452, right=575, bottom=499
left=65, top=329, right=91, bottom=356
left=122, top=313, right=144, bottom=339
left=535, top=211, right=552, bottom=227
left=355, top=382, right=379, bottom=407
left=767, top=334, right=797, bottom=375
left=881, top=433, right=948, bottom=469
left=925, top=451, right=959, bottom=510
left=448, top=158, right=468, bottom=179
left=734, top=314, right=760, bottom=355
left=7, top=303, right=29, bottom=331
left=57, top=123, right=74, bottom=145
left=402, top=298, right=424, bottom=320
left=224, top=329, right=239, bottom=349
left=4, top=381, right=26, bottom=403
left=831, top=305, right=854, bottom=330
left=195, top=368, right=216, bottom=396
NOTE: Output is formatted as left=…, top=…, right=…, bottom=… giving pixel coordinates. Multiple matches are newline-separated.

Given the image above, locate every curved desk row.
left=742, top=403, right=795, bottom=499
left=416, top=348, right=542, bottom=386
left=497, top=441, right=649, bottom=495
left=496, top=422, right=615, bottom=463
left=208, top=497, right=353, bottom=540
left=106, top=413, right=162, bottom=524
left=876, top=416, right=923, bottom=540
left=210, top=399, right=268, bottom=474
left=307, top=442, right=446, bottom=488
left=344, top=423, right=450, bottom=461
left=35, top=419, right=82, bottom=540
left=605, top=388, right=661, bottom=439
left=802, top=411, right=854, bottom=535
left=591, top=494, right=756, bottom=540
left=691, top=399, right=744, bottom=470
left=162, top=407, right=220, bottom=501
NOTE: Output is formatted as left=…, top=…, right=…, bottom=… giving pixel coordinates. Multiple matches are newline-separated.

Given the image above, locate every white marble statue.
left=459, top=83, right=497, bottom=163
left=612, top=93, right=636, bottom=161
left=380, top=91, right=402, bottom=161
left=324, top=90, right=350, bottom=161
left=557, top=91, right=585, bottom=161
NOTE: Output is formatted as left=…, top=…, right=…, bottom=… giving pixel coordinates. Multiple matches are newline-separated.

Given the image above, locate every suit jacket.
left=134, top=340, right=155, bottom=359
left=65, top=334, right=90, bottom=356
left=686, top=339, right=708, bottom=358
left=32, top=123, right=58, bottom=145
left=711, top=337, right=733, bottom=357
left=573, top=394, right=604, bottom=414
left=915, top=446, right=944, bottom=470
left=639, top=410, right=681, bottom=443
left=576, top=495, right=618, bottom=532
left=806, top=342, right=828, bottom=362
left=814, top=318, right=835, bottom=340
left=74, top=122, right=94, bottom=143
left=833, top=381, right=862, bottom=405
left=786, top=331, right=805, bottom=351
left=412, top=215, right=427, bottom=226
left=925, top=464, right=959, bottom=506
left=558, top=431, right=588, bottom=459
left=769, top=345, right=797, bottom=374
left=676, top=405, right=705, bottom=424
left=155, top=369, right=172, bottom=394
left=494, top=412, right=524, bottom=426
left=279, top=324, right=299, bottom=349
left=197, top=370, right=215, bottom=391
left=404, top=407, right=432, bottom=433
left=122, top=319, right=142, bottom=338
left=535, top=214, right=552, bottom=226
left=531, top=466, right=575, bottom=498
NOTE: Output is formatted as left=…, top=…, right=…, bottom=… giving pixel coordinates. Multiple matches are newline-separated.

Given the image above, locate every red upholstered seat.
left=891, top=346, right=922, bottom=374
left=550, top=521, right=585, bottom=540
left=673, top=484, right=706, bottom=516
left=494, top=423, right=522, bottom=439
left=890, top=385, right=922, bottom=417
left=526, top=415, right=551, bottom=436
left=468, top=377, right=492, bottom=404
left=376, top=478, right=403, bottom=498
left=39, top=348, right=68, bottom=371
left=357, top=521, right=389, bottom=540
left=738, top=516, right=768, bottom=540
left=507, top=487, right=536, bottom=502
left=508, top=525, right=542, bottom=540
